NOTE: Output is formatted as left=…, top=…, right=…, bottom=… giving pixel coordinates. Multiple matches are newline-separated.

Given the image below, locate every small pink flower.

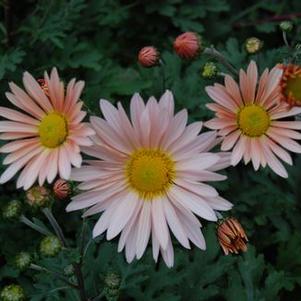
left=174, top=32, right=201, bottom=59
left=0, top=68, right=95, bottom=189
left=66, top=90, right=232, bottom=267
left=205, top=61, right=301, bottom=178
left=138, top=46, right=159, bottom=67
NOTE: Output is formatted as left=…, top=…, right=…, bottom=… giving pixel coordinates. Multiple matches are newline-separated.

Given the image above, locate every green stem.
left=42, top=208, right=88, bottom=301
left=203, top=47, right=238, bottom=76
left=30, top=264, right=77, bottom=289
left=19, top=215, right=51, bottom=236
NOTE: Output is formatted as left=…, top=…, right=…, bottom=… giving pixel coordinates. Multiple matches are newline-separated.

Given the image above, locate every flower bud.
left=26, top=185, right=51, bottom=208
left=39, top=236, right=62, bottom=257
left=245, top=37, right=263, bottom=54
left=63, top=264, right=74, bottom=277
left=217, top=217, right=248, bottom=255
left=138, top=46, right=160, bottom=68
left=14, top=252, right=32, bottom=271
left=2, top=200, right=22, bottom=220
left=53, top=179, right=71, bottom=200
left=0, top=284, right=25, bottom=301
left=104, top=271, right=121, bottom=301
left=174, top=32, right=202, bottom=59
left=280, top=21, right=293, bottom=32
left=202, top=62, right=218, bottom=79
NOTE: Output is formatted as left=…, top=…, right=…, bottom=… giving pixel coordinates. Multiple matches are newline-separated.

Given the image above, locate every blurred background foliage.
left=1, top=0, right=301, bottom=300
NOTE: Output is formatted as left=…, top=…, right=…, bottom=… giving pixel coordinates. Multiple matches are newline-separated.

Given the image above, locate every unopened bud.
left=174, top=32, right=202, bottom=59
left=138, top=46, right=160, bottom=68
left=2, top=200, right=22, bottom=220
left=26, top=185, right=51, bottom=208
left=245, top=37, right=263, bottom=54
left=39, top=236, right=62, bottom=257
left=0, top=284, right=25, bottom=301
left=202, top=62, right=218, bottom=79
left=53, top=179, right=71, bottom=200
left=280, top=21, right=293, bottom=32
left=14, top=252, right=32, bottom=272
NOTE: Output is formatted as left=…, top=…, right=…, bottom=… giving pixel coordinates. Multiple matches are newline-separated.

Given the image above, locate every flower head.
left=205, top=61, right=301, bottom=178
left=67, top=90, right=232, bottom=267
left=0, top=68, right=95, bottom=190
left=245, top=37, right=263, bottom=54
left=279, top=64, right=301, bottom=106
left=174, top=32, right=201, bottom=59
left=53, top=179, right=71, bottom=200
left=217, top=217, right=248, bottom=255
left=138, top=46, right=160, bottom=67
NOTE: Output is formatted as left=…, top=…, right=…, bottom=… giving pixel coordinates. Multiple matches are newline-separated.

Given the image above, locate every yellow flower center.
left=39, top=113, right=68, bottom=148
left=237, top=104, right=270, bottom=137
left=126, top=149, right=175, bottom=200
left=285, top=75, right=301, bottom=103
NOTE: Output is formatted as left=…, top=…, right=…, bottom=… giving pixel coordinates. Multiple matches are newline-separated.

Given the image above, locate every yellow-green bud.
left=2, top=201, right=22, bottom=220
left=0, top=284, right=25, bottom=301
left=202, top=62, right=218, bottom=79
left=39, top=236, right=62, bottom=257
left=14, top=252, right=32, bottom=272
left=26, top=186, right=51, bottom=209
left=245, top=37, right=263, bottom=54
left=280, top=21, right=293, bottom=32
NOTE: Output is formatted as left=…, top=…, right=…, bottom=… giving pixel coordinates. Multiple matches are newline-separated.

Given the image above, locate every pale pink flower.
left=205, top=61, right=301, bottom=178
left=0, top=68, right=95, bottom=190
left=66, top=90, right=232, bottom=267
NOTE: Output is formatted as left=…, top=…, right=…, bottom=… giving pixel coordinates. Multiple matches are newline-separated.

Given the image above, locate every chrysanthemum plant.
left=1, top=27, right=301, bottom=300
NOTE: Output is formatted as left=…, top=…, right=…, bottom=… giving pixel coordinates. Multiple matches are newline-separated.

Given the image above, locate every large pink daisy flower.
left=0, top=68, right=95, bottom=189
left=205, top=61, right=301, bottom=178
left=66, top=90, right=232, bottom=267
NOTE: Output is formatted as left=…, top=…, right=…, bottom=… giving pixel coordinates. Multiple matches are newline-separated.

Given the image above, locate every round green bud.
left=245, top=37, right=263, bottom=54
left=103, top=287, right=120, bottom=301
left=280, top=21, right=293, bottom=32
left=39, top=236, right=62, bottom=257
left=202, top=62, right=218, bottom=79
left=104, top=272, right=121, bottom=289
left=14, top=252, right=32, bottom=272
left=63, top=265, right=74, bottom=277
left=0, top=284, right=25, bottom=301
left=2, top=201, right=22, bottom=221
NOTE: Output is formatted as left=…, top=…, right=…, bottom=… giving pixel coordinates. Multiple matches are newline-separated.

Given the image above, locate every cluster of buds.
left=138, top=31, right=202, bottom=68
left=217, top=217, right=248, bottom=255
left=0, top=284, right=25, bottom=301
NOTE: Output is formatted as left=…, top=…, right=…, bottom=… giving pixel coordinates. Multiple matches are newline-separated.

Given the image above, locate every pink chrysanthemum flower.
left=205, top=61, right=301, bottom=178
left=0, top=68, right=95, bottom=190
left=66, top=90, right=232, bottom=267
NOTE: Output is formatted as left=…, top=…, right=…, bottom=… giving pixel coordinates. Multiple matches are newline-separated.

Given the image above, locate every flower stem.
left=42, top=208, right=88, bottom=301
left=19, top=215, right=51, bottom=236
left=203, top=47, right=238, bottom=76
left=29, top=264, right=78, bottom=289
left=282, top=31, right=291, bottom=48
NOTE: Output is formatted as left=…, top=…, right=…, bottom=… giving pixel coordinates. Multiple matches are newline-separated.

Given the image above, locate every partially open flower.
left=174, top=32, right=202, bottom=59
left=217, top=217, right=248, bottom=255
left=245, top=37, right=263, bottom=54
left=53, top=179, right=71, bottom=200
left=138, top=46, right=160, bottom=67
left=279, top=64, right=301, bottom=106
left=26, top=185, right=50, bottom=208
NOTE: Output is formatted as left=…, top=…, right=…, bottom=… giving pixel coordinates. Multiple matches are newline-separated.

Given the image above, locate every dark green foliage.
left=1, top=0, right=301, bottom=300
